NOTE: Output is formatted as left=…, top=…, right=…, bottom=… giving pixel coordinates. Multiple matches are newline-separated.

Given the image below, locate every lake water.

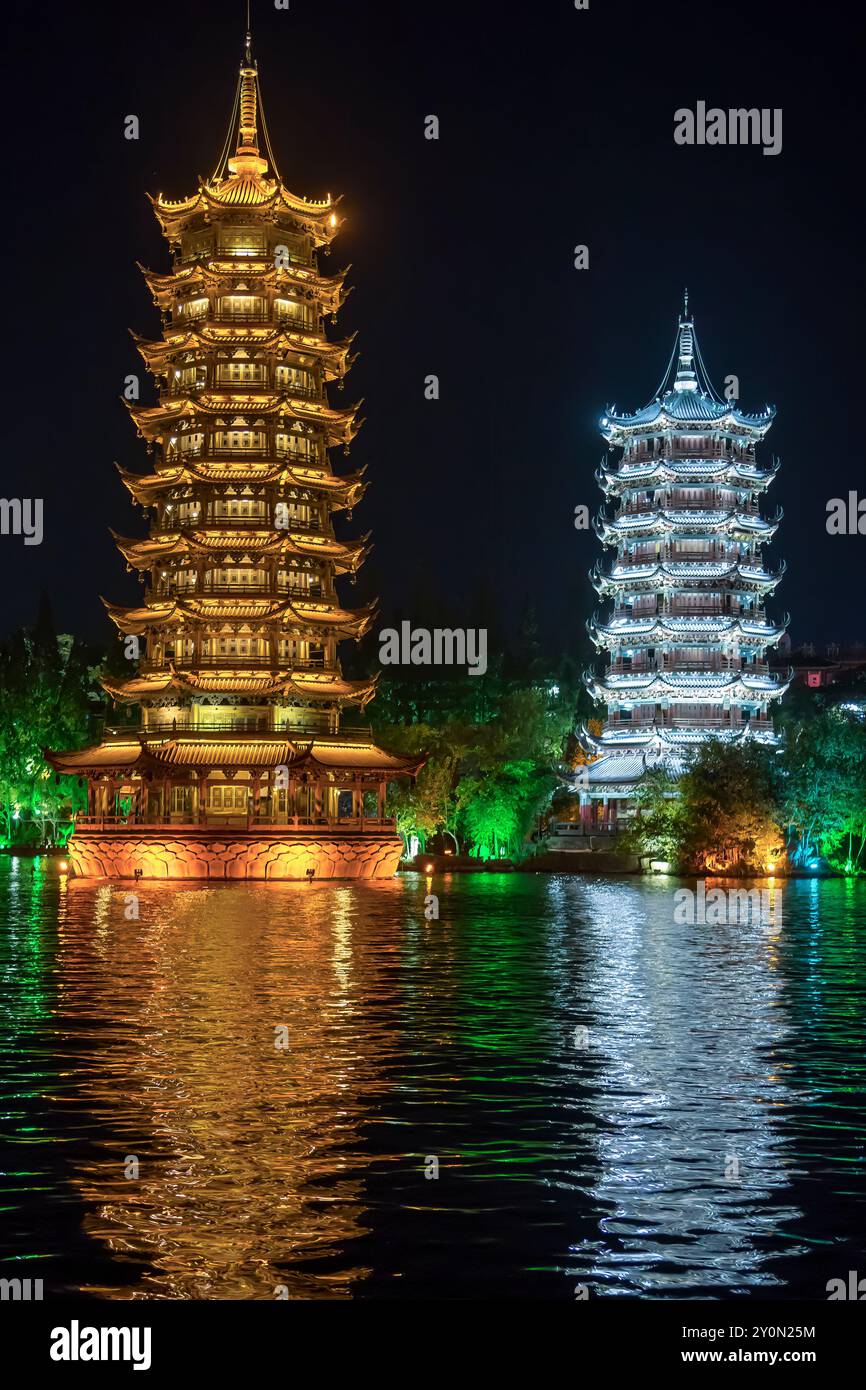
left=1, top=859, right=864, bottom=1300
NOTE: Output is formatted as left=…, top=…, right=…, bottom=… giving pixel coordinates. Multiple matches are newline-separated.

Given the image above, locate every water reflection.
left=0, top=863, right=864, bottom=1299
left=54, top=880, right=413, bottom=1299
left=554, top=879, right=801, bottom=1292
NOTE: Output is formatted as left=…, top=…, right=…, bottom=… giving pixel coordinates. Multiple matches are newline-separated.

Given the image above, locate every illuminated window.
left=219, top=228, right=266, bottom=256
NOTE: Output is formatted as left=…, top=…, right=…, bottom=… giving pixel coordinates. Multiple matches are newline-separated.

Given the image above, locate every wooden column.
left=197, top=773, right=207, bottom=824
left=377, top=780, right=385, bottom=823
left=163, top=779, right=171, bottom=823
left=252, top=773, right=262, bottom=824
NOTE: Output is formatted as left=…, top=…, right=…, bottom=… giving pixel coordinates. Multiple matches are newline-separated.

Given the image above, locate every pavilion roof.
left=46, top=733, right=424, bottom=779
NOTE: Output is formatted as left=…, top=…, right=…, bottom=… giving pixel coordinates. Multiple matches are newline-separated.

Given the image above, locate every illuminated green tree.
left=777, top=707, right=866, bottom=867
left=0, top=596, right=95, bottom=846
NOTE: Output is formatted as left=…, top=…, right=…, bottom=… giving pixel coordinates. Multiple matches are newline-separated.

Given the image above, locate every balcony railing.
left=605, top=716, right=775, bottom=732
left=74, top=814, right=397, bottom=832
left=104, top=720, right=371, bottom=737
left=157, top=584, right=328, bottom=599
left=161, top=514, right=324, bottom=532
left=607, top=661, right=771, bottom=676
left=141, top=656, right=330, bottom=672
left=608, top=606, right=767, bottom=624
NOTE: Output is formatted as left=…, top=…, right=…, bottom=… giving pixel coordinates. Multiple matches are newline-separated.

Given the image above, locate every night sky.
left=3, top=0, right=863, bottom=656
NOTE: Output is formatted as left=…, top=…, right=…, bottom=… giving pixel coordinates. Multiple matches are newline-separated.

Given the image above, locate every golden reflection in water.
left=56, top=880, right=409, bottom=1299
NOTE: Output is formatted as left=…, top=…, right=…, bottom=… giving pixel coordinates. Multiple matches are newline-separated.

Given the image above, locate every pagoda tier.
left=125, top=394, right=362, bottom=449
left=590, top=557, right=785, bottom=596
left=596, top=456, right=781, bottom=494
left=132, top=326, right=356, bottom=383
left=576, top=302, right=790, bottom=831
left=115, top=459, right=367, bottom=512
left=102, top=596, right=375, bottom=640
left=588, top=611, right=789, bottom=651
left=46, top=30, right=422, bottom=877
left=110, top=528, right=369, bottom=572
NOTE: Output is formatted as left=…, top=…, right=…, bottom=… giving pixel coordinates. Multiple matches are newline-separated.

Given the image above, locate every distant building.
left=770, top=640, right=866, bottom=690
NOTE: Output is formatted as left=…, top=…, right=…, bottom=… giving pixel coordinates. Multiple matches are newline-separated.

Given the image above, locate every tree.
left=777, top=707, right=866, bottom=867
left=0, top=597, right=96, bottom=846
left=618, top=765, right=683, bottom=861
left=677, top=740, right=784, bottom=872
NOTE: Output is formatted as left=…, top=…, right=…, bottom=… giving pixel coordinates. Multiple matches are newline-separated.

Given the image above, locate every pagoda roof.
left=125, top=392, right=361, bottom=444
left=591, top=558, right=785, bottom=594
left=46, top=733, right=424, bottom=779
left=133, top=327, right=354, bottom=379
left=115, top=461, right=367, bottom=510
left=601, top=306, right=775, bottom=442
left=140, top=260, right=349, bottom=308
left=588, top=612, right=789, bottom=648
left=597, top=457, right=780, bottom=492
left=150, top=183, right=341, bottom=241
left=100, top=665, right=378, bottom=707
left=585, top=668, right=792, bottom=702
left=579, top=722, right=781, bottom=760
left=149, top=38, right=341, bottom=246
left=595, top=507, right=782, bottom=543
left=111, top=527, right=368, bottom=574
left=102, top=595, right=375, bottom=639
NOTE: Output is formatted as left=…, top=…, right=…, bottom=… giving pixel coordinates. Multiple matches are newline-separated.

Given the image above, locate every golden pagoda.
left=47, top=31, right=423, bottom=879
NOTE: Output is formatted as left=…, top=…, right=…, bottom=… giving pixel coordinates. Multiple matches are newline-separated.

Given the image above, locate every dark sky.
left=3, top=0, right=863, bottom=655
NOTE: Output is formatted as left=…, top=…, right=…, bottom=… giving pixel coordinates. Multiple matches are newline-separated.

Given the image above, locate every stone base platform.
left=66, top=826, right=404, bottom=881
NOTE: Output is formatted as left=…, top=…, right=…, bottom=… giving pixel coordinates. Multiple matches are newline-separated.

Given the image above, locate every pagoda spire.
left=228, top=18, right=268, bottom=177
left=644, top=294, right=725, bottom=404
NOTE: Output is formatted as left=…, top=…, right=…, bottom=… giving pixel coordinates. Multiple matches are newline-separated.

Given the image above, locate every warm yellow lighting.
left=766, top=862, right=776, bottom=874
left=59, top=860, right=69, bottom=872
left=329, top=213, right=337, bottom=227
left=424, top=863, right=433, bottom=874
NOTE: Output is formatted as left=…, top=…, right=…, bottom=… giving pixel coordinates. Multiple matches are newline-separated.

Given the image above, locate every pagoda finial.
left=683, top=286, right=689, bottom=318
left=227, top=3, right=269, bottom=178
